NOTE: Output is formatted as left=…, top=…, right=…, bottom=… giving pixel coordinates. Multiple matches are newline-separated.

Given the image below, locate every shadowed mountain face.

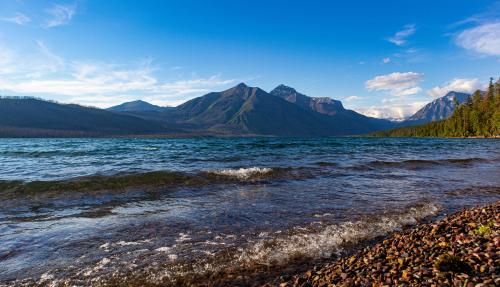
left=0, top=98, right=174, bottom=137
left=161, top=83, right=396, bottom=136
left=405, top=91, right=470, bottom=124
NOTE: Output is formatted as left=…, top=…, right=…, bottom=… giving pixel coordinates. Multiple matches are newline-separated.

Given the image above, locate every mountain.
left=270, top=84, right=345, bottom=115
left=0, top=97, right=177, bottom=137
left=269, top=84, right=395, bottom=131
left=404, top=91, right=470, bottom=124
left=107, top=100, right=169, bottom=112
left=161, top=83, right=396, bottom=136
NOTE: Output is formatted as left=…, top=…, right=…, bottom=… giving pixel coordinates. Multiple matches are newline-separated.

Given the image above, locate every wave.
left=235, top=202, right=439, bottom=266
left=364, top=157, right=488, bottom=170
left=59, top=202, right=440, bottom=286
left=207, top=167, right=273, bottom=180
left=0, top=167, right=303, bottom=195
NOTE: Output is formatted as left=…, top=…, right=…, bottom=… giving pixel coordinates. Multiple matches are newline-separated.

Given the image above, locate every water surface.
left=0, top=137, right=499, bottom=286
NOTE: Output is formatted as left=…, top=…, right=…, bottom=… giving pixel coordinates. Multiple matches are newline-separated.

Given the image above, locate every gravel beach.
left=267, top=201, right=499, bottom=287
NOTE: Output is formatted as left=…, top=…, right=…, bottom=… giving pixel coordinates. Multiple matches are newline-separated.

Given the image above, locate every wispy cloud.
left=44, top=3, right=76, bottom=28
left=0, top=42, right=238, bottom=107
left=382, top=57, right=391, bottom=64
left=1, top=12, right=31, bottom=25
left=343, top=96, right=363, bottom=102
left=365, top=72, right=423, bottom=97
left=427, top=78, right=484, bottom=98
left=455, top=21, right=500, bottom=56
left=387, top=24, right=416, bottom=46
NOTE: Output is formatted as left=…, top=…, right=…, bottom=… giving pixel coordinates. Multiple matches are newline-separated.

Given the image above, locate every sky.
left=0, top=0, right=499, bottom=119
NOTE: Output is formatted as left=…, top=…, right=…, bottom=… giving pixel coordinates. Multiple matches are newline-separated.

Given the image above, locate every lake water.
left=0, top=137, right=499, bottom=286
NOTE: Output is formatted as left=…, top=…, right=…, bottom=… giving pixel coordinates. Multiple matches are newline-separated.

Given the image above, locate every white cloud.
left=0, top=42, right=237, bottom=107
left=44, top=3, right=76, bottom=28
left=1, top=12, right=31, bottom=25
left=343, top=96, right=363, bottom=102
left=427, top=78, right=484, bottom=98
left=365, top=72, right=423, bottom=97
left=355, top=101, right=427, bottom=120
left=382, top=57, right=391, bottom=64
left=387, top=24, right=416, bottom=46
left=455, top=21, right=500, bottom=56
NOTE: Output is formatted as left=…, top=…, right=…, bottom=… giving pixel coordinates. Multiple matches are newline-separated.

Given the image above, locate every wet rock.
left=267, top=201, right=499, bottom=287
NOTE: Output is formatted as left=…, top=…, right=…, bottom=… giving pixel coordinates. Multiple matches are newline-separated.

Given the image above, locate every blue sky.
left=0, top=0, right=499, bottom=119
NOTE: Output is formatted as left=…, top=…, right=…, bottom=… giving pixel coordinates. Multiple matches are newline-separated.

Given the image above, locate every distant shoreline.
left=2, top=134, right=499, bottom=139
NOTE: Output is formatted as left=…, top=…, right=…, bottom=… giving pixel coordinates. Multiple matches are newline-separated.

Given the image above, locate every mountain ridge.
left=0, top=83, right=476, bottom=138
left=158, top=83, right=396, bottom=136
left=0, top=98, right=178, bottom=137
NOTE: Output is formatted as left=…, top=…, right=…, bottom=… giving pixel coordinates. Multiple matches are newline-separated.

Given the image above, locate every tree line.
left=373, top=77, right=500, bottom=137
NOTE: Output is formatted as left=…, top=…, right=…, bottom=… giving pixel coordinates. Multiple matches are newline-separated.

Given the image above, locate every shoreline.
left=265, top=201, right=499, bottom=287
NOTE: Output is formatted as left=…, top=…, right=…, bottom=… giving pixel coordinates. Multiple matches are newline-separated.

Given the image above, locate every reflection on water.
left=0, top=137, right=499, bottom=285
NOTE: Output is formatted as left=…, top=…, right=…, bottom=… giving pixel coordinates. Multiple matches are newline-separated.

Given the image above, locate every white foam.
left=155, top=246, right=172, bottom=252
left=139, top=147, right=159, bottom=151
left=237, top=202, right=439, bottom=266
left=314, top=213, right=333, bottom=218
left=116, top=240, right=141, bottom=246
left=175, top=232, right=191, bottom=243
left=210, top=167, right=273, bottom=179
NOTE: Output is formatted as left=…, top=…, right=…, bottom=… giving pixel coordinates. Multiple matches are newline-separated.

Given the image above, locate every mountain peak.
left=107, top=100, right=166, bottom=112
left=235, top=82, right=249, bottom=89
left=272, top=84, right=297, bottom=94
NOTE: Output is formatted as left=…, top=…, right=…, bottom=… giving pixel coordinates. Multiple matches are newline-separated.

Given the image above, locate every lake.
left=0, top=137, right=499, bottom=285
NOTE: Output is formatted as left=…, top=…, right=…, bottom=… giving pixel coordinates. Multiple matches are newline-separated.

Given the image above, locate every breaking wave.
left=236, top=202, right=440, bottom=266
left=25, top=202, right=440, bottom=286
left=0, top=167, right=305, bottom=195
left=207, top=167, right=273, bottom=180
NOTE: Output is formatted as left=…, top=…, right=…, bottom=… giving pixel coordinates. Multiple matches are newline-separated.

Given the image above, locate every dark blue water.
left=0, top=137, right=499, bottom=286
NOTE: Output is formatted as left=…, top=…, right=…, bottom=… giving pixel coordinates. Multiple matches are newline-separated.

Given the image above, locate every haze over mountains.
left=0, top=83, right=472, bottom=137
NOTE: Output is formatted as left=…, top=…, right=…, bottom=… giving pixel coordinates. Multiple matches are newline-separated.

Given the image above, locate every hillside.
left=0, top=98, right=176, bottom=137
left=373, top=78, right=500, bottom=137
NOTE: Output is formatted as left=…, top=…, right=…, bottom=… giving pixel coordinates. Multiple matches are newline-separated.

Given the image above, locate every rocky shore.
left=267, top=201, right=499, bottom=287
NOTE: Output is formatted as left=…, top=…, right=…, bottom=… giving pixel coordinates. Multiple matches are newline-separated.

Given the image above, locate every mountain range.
left=0, top=83, right=472, bottom=137
left=108, top=83, right=395, bottom=136
left=0, top=98, right=176, bottom=137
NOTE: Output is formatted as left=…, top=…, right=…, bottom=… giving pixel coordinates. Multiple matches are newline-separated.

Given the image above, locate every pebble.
left=267, top=201, right=499, bottom=287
